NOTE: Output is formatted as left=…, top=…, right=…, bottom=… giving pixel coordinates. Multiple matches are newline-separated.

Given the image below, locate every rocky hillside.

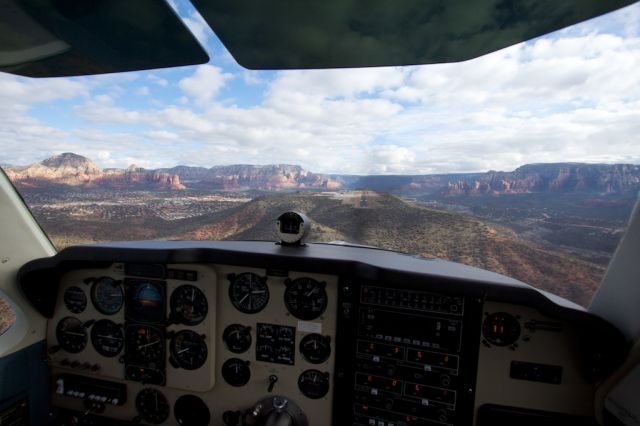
left=161, top=164, right=342, bottom=190
left=5, top=153, right=184, bottom=190
left=438, top=163, right=640, bottom=196
left=4, top=153, right=639, bottom=195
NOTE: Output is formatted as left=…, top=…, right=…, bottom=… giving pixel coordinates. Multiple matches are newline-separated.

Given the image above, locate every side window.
left=0, top=296, right=16, bottom=336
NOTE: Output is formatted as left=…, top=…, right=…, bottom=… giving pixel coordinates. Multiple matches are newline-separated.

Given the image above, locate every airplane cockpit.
left=1, top=1, right=640, bottom=426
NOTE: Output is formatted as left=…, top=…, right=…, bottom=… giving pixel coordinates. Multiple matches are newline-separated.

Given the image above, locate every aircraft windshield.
left=1, top=1, right=639, bottom=308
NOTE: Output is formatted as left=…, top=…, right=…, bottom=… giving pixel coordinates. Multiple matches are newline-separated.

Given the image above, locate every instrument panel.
left=18, top=241, right=627, bottom=426
left=46, top=262, right=338, bottom=425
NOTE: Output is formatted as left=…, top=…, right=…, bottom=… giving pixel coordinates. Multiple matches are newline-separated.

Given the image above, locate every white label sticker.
left=297, top=321, right=322, bottom=334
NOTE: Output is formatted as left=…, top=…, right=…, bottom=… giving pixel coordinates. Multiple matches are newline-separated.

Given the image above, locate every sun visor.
left=192, top=0, right=637, bottom=69
left=0, top=0, right=209, bottom=77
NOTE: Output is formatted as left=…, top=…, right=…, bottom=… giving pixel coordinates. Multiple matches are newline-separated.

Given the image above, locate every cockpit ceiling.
left=0, top=0, right=638, bottom=77
left=0, top=0, right=209, bottom=77
left=192, top=0, right=639, bottom=69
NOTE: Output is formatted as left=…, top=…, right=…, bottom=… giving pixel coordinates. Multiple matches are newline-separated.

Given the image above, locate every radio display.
left=359, top=307, right=462, bottom=353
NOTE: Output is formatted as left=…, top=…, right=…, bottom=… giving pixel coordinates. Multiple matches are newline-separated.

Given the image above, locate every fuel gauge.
left=300, top=334, right=331, bottom=364
left=223, top=324, right=252, bottom=353
left=298, top=369, right=330, bottom=399
left=222, top=358, right=251, bottom=387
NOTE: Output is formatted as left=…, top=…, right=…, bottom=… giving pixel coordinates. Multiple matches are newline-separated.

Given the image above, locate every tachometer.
left=63, top=286, right=87, bottom=314
left=169, top=330, right=208, bottom=370
left=170, top=285, right=208, bottom=325
left=284, top=278, right=327, bottom=320
left=90, top=319, right=124, bottom=357
left=56, top=317, right=87, bottom=353
left=228, top=273, right=269, bottom=314
left=135, top=388, right=170, bottom=425
left=91, top=277, right=123, bottom=315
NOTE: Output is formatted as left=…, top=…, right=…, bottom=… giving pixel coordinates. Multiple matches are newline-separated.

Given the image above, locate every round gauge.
left=223, top=324, right=252, bottom=353
left=284, top=278, right=328, bottom=320
left=91, top=277, right=123, bottom=315
left=298, top=369, right=330, bottom=399
left=170, top=330, right=208, bottom=370
left=174, top=395, right=211, bottom=426
left=56, top=317, right=87, bottom=353
left=221, top=358, right=251, bottom=387
left=135, top=388, right=170, bottom=425
left=126, top=325, right=165, bottom=363
left=278, top=327, right=294, bottom=340
left=90, top=319, right=123, bottom=357
left=170, top=285, right=208, bottom=326
left=482, top=312, right=521, bottom=347
left=300, top=334, right=331, bottom=364
left=228, top=273, right=269, bottom=314
left=63, top=286, right=87, bottom=314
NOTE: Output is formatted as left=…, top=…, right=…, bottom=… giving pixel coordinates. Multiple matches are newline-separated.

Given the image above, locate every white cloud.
left=178, top=65, right=233, bottom=105
left=267, top=67, right=407, bottom=101
left=243, top=71, right=265, bottom=86
left=0, top=73, right=88, bottom=105
left=3, top=3, right=640, bottom=174
left=363, top=146, right=416, bottom=174
left=135, top=86, right=150, bottom=96
left=147, top=74, right=169, bottom=87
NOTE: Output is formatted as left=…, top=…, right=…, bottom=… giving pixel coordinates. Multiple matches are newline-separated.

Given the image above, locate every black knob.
left=440, top=375, right=451, bottom=387
left=222, top=411, right=241, bottom=426
left=174, top=395, right=210, bottom=426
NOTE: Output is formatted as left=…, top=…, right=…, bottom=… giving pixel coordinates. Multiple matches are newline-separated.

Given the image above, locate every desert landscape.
left=3, top=153, right=639, bottom=307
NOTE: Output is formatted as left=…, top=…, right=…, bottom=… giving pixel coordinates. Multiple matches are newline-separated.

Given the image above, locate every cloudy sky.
left=1, top=1, right=639, bottom=175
